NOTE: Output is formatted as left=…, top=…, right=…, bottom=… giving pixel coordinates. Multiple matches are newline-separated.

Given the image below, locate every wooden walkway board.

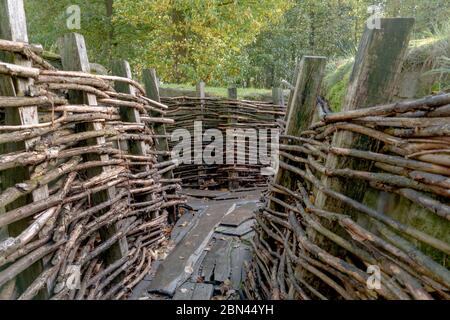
left=180, top=188, right=228, bottom=199
left=230, top=244, right=252, bottom=289
left=146, top=200, right=238, bottom=295
left=135, top=189, right=262, bottom=300
left=215, top=219, right=255, bottom=237
left=192, top=283, right=215, bottom=300
left=220, top=202, right=258, bottom=227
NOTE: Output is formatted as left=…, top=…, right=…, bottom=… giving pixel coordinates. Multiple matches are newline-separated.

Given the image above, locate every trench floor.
left=130, top=188, right=263, bottom=300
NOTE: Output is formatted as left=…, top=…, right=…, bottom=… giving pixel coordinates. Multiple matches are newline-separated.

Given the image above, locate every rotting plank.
left=172, top=282, right=195, bottom=300
left=191, top=283, right=214, bottom=300
left=220, top=202, right=257, bottom=227
left=147, top=200, right=238, bottom=295
left=230, top=243, right=252, bottom=290
left=213, top=239, right=232, bottom=283
left=0, top=0, right=49, bottom=299
left=58, top=33, right=128, bottom=266
left=215, top=219, right=255, bottom=237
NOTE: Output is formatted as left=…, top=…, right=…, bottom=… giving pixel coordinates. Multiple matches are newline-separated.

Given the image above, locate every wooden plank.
left=230, top=243, right=251, bottom=289
left=171, top=211, right=197, bottom=246
left=147, top=200, right=235, bottom=295
left=0, top=0, right=49, bottom=299
left=213, top=240, right=232, bottom=282
left=173, top=282, right=195, bottom=300
left=191, top=283, right=214, bottom=300
left=201, top=239, right=226, bottom=282
left=180, top=188, right=228, bottom=199
left=220, top=202, right=256, bottom=227
left=314, top=18, right=415, bottom=246
left=215, top=219, right=255, bottom=237
left=58, top=33, right=128, bottom=266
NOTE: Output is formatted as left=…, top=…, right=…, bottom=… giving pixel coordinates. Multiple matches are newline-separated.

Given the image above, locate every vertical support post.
left=227, top=86, right=239, bottom=190
left=272, top=87, right=283, bottom=106
left=111, top=60, right=148, bottom=167
left=196, top=81, right=206, bottom=113
left=142, top=68, right=172, bottom=169
left=228, top=86, right=237, bottom=100
left=284, top=61, right=300, bottom=120
left=0, top=0, right=49, bottom=299
left=58, top=33, right=128, bottom=266
left=271, top=56, right=327, bottom=204
left=195, top=81, right=206, bottom=188
left=142, top=68, right=176, bottom=221
left=314, top=18, right=414, bottom=250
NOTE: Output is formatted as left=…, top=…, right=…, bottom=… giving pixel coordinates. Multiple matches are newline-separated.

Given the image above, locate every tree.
left=112, top=0, right=290, bottom=84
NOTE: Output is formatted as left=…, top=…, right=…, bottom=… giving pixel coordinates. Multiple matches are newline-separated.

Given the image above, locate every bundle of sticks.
left=0, top=40, right=184, bottom=300
left=162, top=96, right=285, bottom=189
left=246, top=93, right=450, bottom=300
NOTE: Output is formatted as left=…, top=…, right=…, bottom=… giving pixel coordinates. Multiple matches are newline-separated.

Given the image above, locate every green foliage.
left=244, top=0, right=450, bottom=88
left=23, top=0, right=450, bottom=89
left=323, top=58, right=353, bottom=111
left=112, top=0, right=290, bottom=84
left=25, top=0, right=115, bottom=66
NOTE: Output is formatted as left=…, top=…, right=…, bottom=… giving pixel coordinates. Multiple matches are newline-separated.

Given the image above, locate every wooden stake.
left=111, top=60, right=147, bottom=161
left=271, top=56, right=327, bottom=203
left=314, top=18, right=415, bottom=253
left=228, top=86, right=237, bottom=100
left=58, top=33, right=128, bottom=267
left=0, top=0, right=49, bottom=299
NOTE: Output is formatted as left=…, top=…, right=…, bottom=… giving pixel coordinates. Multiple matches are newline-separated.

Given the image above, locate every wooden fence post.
left=228, top=86, right=237, bottom=100
left=270, top=56, right=327, bottom=209
left=226, top=86, right=239, bottom=190
left=0, top=0, right=49, bottom=299
left=142, top=68, right=172, bottom=171
left=58, top=33, right=128, bottom=266
left=111, top=60, right=148, bottom=167
left=195, top=81, right=206, bottom=188
left=314, top=18, right=415, bottom=250
left=142, top=68, right=176, bottom=221
left=272, top=87, right=283, bottom=106
left=284, top=61, right=300, bottom=120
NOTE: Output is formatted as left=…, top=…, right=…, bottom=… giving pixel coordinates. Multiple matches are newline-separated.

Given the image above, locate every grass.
left=323, top=25, right=450, bottom=111
left=160, top=83, right=272, bottom=99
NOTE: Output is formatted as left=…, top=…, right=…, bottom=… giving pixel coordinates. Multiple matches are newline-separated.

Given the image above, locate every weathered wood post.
left=111, top=60, right=148, bottom=168
left=227, top=86, right=239, bottom=190
left=0, top=0, right=50, bottom=299
left=142, top=68, right=172, bottom=170
left=195, top=81, right=206, bottom=188
left=142, top=68, right=176, bottom=221
left=271, top=56, right=327, bottom=207
left=284, top=61, right=300, bottom=120
left=228, top=86, right=237, bottom=100
left=58, top=33, right=128, bottom=266
left=313, top=18, right=415, bottom=251
left=272, top=87, right=283, bottom=106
